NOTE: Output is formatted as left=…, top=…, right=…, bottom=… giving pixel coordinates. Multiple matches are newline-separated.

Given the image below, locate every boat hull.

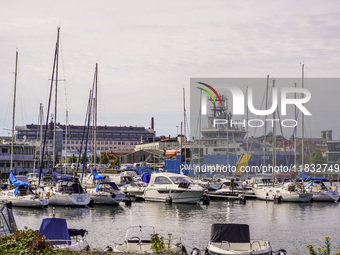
left=48, top=193, right=90, bottom=206
left=253, top=187, right=312, bottom=202
left=207, top=241, right=272, bottom=255
left=0, top=191, right=49, bottom=208
left=143, top=189, right=204, bottom=204
left=310, top=191, right=339, bottom=202
left=90, top=193, right=125, bottom=205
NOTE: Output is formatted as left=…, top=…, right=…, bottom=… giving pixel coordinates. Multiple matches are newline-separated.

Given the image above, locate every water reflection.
left=12, top=199, right=340, bottom=254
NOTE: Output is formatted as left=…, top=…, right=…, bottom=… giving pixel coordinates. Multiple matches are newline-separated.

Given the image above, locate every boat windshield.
left=255, top=178, right=272, bottom=184
left=125, top=226, right=155, bottom=242
left=27, top=173, right=40, bottom=179
left=170, top=176, right=192, bottom=184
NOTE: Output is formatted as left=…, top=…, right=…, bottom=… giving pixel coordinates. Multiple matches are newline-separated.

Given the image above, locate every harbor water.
left=13, top=198, right=340, bottom=254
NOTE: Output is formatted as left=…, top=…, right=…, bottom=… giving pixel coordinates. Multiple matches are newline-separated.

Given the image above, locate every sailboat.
left=252, top=78, right=312, bottom=203
left=82, top=64, right=125, bottom=205
left=0, top=51, right=49, bottom=208
left=36, top=28, right=90, bottom=206
left=0, top=171, right=49, bottom=208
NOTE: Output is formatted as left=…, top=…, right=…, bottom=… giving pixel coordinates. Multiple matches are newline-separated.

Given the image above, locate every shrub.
left=307, top=237, right=340, bottom=255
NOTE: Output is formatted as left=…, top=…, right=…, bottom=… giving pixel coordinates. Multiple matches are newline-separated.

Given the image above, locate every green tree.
left=113, top=158, right=119, bottom=168
left=100, top=153, right=109, bottom=164
left=68, top=154, right=77, bottom=163
left=80, top=153, right=88, bottom=163
left=310, top=149, right=326, bottom=165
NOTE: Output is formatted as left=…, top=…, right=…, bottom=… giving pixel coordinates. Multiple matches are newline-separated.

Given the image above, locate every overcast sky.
left=1, top=1, right=340, bottom=139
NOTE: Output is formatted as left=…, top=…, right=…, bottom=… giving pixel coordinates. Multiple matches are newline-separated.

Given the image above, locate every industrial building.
left=15, top=122, right=155, bottom=159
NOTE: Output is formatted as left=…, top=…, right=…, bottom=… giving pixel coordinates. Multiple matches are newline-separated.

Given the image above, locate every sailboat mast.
left=294, top=83, right=297, bottom=171
left=183, top=88, right=187, bottom=164
left=10, top=51, right=18, bottom=173
left=272, top=79, right=275, bottom=187
left=263, top=75, right=269, bottom=167
left=53, top=27, right=60, bottom=168
left=81, top=64, right=97, bottom=183
left=39, top=27, right=61, bottom=185
left=246, top=86, right=249, bottom=165
left=94, top=63, right=98, bottom=170
left=301, top=64, right=305, bottom=173
left=64, top=110, right=68, bottom=174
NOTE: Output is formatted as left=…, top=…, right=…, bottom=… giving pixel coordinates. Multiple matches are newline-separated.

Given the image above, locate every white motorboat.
left=38, top=217, right=89, bottom=251
left=122, top=181, right=147, bottom=199
left=143, top=173, right=204, bottom=204
left=113, top=226, right=183, bottom=253
left=0, top=171, right=49, bottom=208
left=208, top=179, right=254, bottom=198
left=87, top=182, right=125, bottom=205
left=206, top=224, right=272, bottom=255
left=0, top=202, right=17, bottom=237
left=305, top=180, right=339, bottom=202
left=253, top=182, right=313, bottom=202
left=46, top=171, right=90, bottom=207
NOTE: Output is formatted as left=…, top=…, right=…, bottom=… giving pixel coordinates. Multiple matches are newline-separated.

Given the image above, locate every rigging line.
left=2, top=62, right=16, bottom=133
left=16, top=58, right=26, bottom=126
left=76, top=90, right=91, bottom=173
left=96, top=68, right=105, bottom=126
left=81, top=65, right=97, bottom=183
left=249, top=81, right=267, bottom=146
left=59, top=35, right=70, bottom=119
left=39, top=27, right=59, bottom=185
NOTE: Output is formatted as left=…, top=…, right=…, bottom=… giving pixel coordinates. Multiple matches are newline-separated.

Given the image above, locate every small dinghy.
left=113, top=226, right=184, bottom=253
left=0, top=202, right=17, bottom=237
left=38, top=217, right=89, bottom=251
left=206, top=224, right=272, bottom=255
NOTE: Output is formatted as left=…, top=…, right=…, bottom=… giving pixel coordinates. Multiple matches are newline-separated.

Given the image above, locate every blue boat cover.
left=52, top=170, right=73, bottom=182
left=141, top=173, right=151, bottom=183
left=311, top=177, right=327, bottom=181
left=93, top=169, right=105, bottom=180
left=9, top=171, right=28, bottom=188
left=39, top=218, right=71, bottom=245
left=301, top=170, right=309, bottom=181
left=9, top=171, right=28, bottom=196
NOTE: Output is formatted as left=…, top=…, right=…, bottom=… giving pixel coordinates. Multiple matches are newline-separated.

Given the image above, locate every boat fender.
left=276, top=249, right=287, bottom=255
left=111, top=193, right=116, bottom=198
left=191, top=247, right=200, bottom=255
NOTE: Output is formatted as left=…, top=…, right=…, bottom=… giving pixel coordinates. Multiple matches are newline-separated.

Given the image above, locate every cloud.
left=1, top=0, right=340, bottom=139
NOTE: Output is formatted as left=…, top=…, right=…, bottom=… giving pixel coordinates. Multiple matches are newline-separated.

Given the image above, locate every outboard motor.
left=191, top=248, right=201, bottom=255
left=202, top=196, right=210, bottom=205
left=103, top=246, right=113, bottom=251
left=275, top=249, right=287, bottom=255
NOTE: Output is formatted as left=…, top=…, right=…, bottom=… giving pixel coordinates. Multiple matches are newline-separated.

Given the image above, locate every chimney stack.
left=151, top=117, right=154, bottom=130
left=326, top=130, right=332, bottom=140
